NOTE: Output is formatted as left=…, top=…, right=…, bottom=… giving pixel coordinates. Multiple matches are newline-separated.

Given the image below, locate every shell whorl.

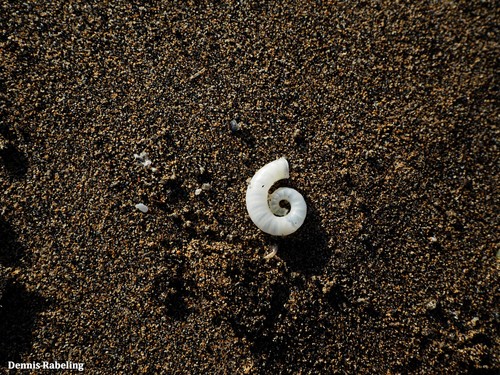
left=245, top=158, right=307, bottom=236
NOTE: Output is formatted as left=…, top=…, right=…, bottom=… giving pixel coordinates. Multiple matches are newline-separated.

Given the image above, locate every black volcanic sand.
left=1, top=1, right=498, bottom=373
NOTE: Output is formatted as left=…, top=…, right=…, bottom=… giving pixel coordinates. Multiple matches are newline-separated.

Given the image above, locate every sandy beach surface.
left=1, top=1, right=498, bottom=373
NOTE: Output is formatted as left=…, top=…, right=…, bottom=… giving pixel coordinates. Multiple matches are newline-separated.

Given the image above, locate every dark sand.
left=1, top=1, right=498, bottom=373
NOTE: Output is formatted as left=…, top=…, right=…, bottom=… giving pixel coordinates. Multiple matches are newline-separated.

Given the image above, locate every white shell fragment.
left=134, top=151, right=152, bottom=168
left=135, top=203, right=149, bottom=213
left=263, top=244, right=278, bottom=259
left=246, top=157, right=307, bottom=236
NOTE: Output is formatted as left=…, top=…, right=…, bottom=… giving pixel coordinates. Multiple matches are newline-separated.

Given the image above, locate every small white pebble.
left=201, top=183, right=211, bottom=191
left=230, top=119, right=241, bottom=131
left=195, top=188, right=202, bottom=196
left=135, top=203, right=149, bottom=213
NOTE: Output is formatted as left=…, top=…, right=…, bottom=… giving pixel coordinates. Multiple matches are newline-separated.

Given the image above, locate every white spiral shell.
left=246, top=157, right=307, bottom=236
